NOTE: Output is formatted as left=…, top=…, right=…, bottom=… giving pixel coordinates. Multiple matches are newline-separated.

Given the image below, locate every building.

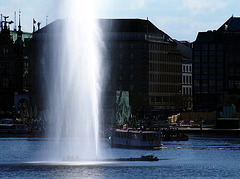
left=100, top=19, right=182, bottom=114
left=30, top=19, right=183, bottom=126
left=193, top=16, right=240, bottom=111
left=175, top=40, right=193, bottom=111
left=0, top=14, right=31, bottom=116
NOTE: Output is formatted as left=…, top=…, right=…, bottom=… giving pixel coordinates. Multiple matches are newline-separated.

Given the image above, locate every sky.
left=0, top=0, right=240, bottom=42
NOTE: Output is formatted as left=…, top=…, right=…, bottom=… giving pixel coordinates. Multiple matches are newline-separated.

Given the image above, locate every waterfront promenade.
left=179, top=127, right=240, bottom=135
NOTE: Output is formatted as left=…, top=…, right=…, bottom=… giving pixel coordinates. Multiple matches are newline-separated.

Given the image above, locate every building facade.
left=175, top=41, right=193, bottom=111
left=0, top=15, right=31, bottom=115
left=31, top=19, right=183, bottom=125
left=100, top=19, right=182, bottom=113
left=193, top=16, right=240, bottom=111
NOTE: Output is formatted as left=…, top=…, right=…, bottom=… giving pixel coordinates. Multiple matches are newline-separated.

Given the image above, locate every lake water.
left=0, top=134, right=240, bottom=178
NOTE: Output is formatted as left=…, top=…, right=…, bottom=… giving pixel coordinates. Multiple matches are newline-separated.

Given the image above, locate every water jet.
left=43, top=0, right=103, bottom=161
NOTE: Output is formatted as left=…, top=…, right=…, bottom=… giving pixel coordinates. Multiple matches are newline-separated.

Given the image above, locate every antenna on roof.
left=46, top=16, right=48, bottom=26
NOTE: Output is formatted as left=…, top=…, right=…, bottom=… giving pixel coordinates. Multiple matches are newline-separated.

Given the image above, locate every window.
left=130, top=63, right=134, bottom=71
left=130, top=43, right=134, bottom=49
left=3, top=78, right=9, bottom=88
left=202, top=44, right=208, bottom=51
left=210, top=44, right=215, bottom=51
left=118, top=74, right=123, bottom=81
left=130, top=53, right=134, bottom=59
left=119, top=53, right=123, bottom=59
left=183, top=87, right=186, bottom=95
left=119, top=63, right=123, bottom=70
left=194, top=80, right=200, bottom=86
left=130, top=84, right=134, bottom=91
left=130, top=74, right=134, bottom=81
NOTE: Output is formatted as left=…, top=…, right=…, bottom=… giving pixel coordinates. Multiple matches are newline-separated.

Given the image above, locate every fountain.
left=44, top=0, right=103, bottom=161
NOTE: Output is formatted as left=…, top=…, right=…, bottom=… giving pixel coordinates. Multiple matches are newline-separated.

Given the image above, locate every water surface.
left=0, top=134, right=240, bottom=178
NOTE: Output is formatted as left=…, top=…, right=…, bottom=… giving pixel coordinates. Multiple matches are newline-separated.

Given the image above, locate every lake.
left=0, top=134, right=240, bottom=178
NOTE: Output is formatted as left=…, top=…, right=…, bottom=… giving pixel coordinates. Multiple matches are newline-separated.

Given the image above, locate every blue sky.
left=1, top=0, right=240, bottom=42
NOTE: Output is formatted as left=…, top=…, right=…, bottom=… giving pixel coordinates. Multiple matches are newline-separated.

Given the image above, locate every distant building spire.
left=18, top=9, right=21, bottom=32
left=37, top=22, right=41, bottom=30
left=33, top=18, right=36, bottom=32
left=14, top=11, right=17, bottom=31
left=2, top=16, right=13, bottom=30
left=16, top=10, right=23, bottom=45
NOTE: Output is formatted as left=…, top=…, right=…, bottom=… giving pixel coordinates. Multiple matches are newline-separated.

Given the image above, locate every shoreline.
left=178, top=127, right=240, bottom=135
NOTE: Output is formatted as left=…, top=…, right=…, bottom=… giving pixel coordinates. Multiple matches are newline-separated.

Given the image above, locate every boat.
left=0, top=118, right=28, bottom=134
left=0, top=123, right=29, bottom=134
left=108, top=155, right=159, bottom=161
left=63, top=155, right=159, bottom=162
left=110, top=128, right=162, bottom=150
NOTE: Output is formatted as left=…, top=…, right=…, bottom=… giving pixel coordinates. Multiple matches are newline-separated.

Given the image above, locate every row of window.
left=194, top=43, right=223, bottom=51
left=149, top=53, right=181, bottom=63
left=149, top=43, right=176, bottom=51
left=194, top=67, right=223, bottom=75
left=0, top=48, right=10, bottom=54
left=108, top=43, right=135, bottom=49
left=182, top=75, right=192, bottom=84
left=149, top=84, right=181, bottom=93
left=119, top=52, right=135, bottom=60
left=149, top=63, right=181, bottom=72
left=108, top=52, right=147, bottom=60
left=114, top=132, right=138, bottom=139
left=194, top=79, right=223, bottom=86
left=0, top=78, right=9, bottom=88
left=229, top=80, right=240, bottom=89
left=182, top=87, right=192, bottom=95
left=150, top=96, right=178, bottom=104
left=104, top=32, right=145, bottom=41
left=0, top=62, right=14, bottom=69
left=194, top=54, right=223, bottom=62
left=149, top=73, right=181, bottom=83
left=118, top=73, right=135, bottom=81
left=182, top=65, right=192, bottom=72
left=194, top=75, right=223, bottom=80
left=118, top=63, right=135, bottom=71
left=114, top=132, right=158, bottom=141
left=194, top=86, right=223, bottom=93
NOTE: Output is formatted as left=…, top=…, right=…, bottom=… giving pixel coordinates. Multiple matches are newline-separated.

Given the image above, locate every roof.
left=35, top=18, right=170, bottom=39
left=218, top=16, right=240, bottom=32
left=34, top=19, right=64, bottom=34
left=174, top=40, right=192, bottom=59
left=194, top=16, right=240, bottom=43
left=98, top=19, right=166, bottom=34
